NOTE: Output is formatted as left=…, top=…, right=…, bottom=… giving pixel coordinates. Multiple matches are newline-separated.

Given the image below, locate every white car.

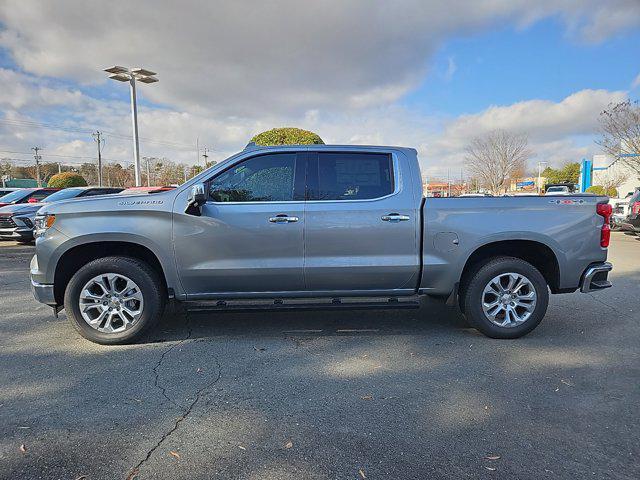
left=544, top=186, right=572, bottom=195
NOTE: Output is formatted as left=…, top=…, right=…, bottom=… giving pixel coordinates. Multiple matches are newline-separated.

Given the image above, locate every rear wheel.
left=462, top=256, right=549, bottom=339
left=64, top=256, right=165, bottom=344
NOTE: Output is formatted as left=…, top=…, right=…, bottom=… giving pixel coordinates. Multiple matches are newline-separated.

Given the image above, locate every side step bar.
left=187, top=297, right=421, bottom=313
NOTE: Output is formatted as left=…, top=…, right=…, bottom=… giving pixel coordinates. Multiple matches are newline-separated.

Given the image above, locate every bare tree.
left=598, top=169, right=627, bottom=193
left=597, top=100, right=640, bottom=177
left=465, top=130, right=532, bottom=194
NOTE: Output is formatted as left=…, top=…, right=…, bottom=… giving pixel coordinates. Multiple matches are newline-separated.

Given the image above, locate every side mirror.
left=185, top=183, right=206, bottom=216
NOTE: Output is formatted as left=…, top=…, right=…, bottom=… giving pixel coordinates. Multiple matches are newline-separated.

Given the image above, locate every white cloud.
left=0, top=0, right=638, bottom=117
left=0, top=74, right=627, bottom=180
left=432, top=89, right=626, bottom=152
left=0, top=2, right=636, bottom=178
left=632, top=73, right=640, bottom=90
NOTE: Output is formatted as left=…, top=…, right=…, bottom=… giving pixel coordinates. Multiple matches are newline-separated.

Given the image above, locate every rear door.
left=303, top=150, right=419, bottom=293
left=173, top=151, right=307, bottom=296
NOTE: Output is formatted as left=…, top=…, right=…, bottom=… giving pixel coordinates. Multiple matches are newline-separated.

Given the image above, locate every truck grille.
left=0, top=215, right=16, bottom=229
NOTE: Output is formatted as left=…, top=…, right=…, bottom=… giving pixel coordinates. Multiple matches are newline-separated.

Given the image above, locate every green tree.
left=47, top=172, right=88, bottom=188
left=251, top=127, right=324, bottom=146
left=541, top=162, right=580, bottom=184
left=586, top=185, right=618, bottom=197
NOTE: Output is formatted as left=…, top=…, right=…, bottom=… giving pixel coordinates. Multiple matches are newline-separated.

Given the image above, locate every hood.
left=38, top=189, right=179, bottom=215
left=0, top=203, right=42, bottom=215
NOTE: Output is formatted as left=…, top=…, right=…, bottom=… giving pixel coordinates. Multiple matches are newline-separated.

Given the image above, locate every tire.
left=462, top=256, right=549, bottom=339
left=64, top=256, right=165, bottom=345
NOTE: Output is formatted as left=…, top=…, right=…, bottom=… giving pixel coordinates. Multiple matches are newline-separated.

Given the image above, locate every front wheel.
left=64, top=256, right=165, bottom=344
left=462, top=256, right=549, bottom=339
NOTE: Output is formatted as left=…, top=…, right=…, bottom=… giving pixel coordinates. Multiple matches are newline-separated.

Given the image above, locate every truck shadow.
left=149, top=297, right=473, bottom=344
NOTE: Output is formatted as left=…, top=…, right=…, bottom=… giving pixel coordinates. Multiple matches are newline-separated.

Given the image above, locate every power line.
left=0, top=149, right=123, bottom=162
left=0, top=118, right=211, bottom=151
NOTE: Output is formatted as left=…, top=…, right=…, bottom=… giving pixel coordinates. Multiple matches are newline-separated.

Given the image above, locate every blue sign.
left=517, top=181, right=535, bottom=187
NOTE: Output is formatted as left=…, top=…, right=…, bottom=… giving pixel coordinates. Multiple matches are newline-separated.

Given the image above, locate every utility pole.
left=57, top=162, right=62, bottom=174
left=144, top=157, right=151, bottom=186
left=32, top=147, right=42, bottom=187
left=92, top=130, right=104, bottom=186
left=202, top=147, right=209, bottom=167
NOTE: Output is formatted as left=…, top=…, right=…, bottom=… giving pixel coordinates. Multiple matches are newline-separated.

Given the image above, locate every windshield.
left=0, top=189, right=29, bottom=203
left=41, top=188, right=83, bottom=202
left=547, top=187, right=567, bottom=193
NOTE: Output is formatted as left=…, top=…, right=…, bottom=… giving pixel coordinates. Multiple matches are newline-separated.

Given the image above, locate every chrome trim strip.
left=31, top=278, right=56, bottom=305
left=580, top=262, right=613, bottom=293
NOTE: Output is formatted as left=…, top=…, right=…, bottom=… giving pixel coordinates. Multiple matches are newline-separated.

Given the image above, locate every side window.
left=209, top=153, right=296, bottom=202
left=83, top=189, right=110, bottom=197
left=314, top=152, right=394, bottom=200
left=29, top=191, right=52, bottom=202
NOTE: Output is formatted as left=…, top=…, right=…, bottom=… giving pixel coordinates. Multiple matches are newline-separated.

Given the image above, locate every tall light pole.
left=537, top=161, right=548, bottom=195
left=104, top=66, right=158, bottom=186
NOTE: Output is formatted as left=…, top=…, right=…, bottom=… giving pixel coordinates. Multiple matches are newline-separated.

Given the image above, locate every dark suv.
left=0, top=187, right=122, bottom=242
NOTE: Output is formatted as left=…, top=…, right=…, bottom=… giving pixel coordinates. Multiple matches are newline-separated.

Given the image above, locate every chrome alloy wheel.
left=78, top=273, right=144, bottom=333
left=481, top=272, right=537, bottom=328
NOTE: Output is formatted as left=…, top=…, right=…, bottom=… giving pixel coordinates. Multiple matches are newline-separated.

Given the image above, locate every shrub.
left=250, top=127, right=324, bottom=146
left=586, top=185, right=617, bottom=197
left=47, top=172, right=88, bottom=188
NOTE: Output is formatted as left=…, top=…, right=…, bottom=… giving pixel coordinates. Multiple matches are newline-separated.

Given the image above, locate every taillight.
left=596, top=203, right=612, bottom=248
left=632, top=202, right=640, bottom=215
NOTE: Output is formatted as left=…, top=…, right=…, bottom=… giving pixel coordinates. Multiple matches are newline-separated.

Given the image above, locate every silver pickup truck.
left=30, top=144, right=613, bottom=344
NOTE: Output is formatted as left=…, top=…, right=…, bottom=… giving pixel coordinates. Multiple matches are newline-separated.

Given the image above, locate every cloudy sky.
left=0, top=0, right=639, bottom=178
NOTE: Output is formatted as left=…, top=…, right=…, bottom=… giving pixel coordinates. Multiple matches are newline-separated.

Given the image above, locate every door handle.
left=269, top=214, right=299, bottom=223
left=381, top=213, right=410, bottom=222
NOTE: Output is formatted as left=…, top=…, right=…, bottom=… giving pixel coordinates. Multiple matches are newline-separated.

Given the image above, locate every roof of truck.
left=243, top=142, right=417, bottom=153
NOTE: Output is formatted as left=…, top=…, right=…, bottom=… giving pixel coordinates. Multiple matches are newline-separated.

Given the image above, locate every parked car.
left=610, top=193, right=634, bottom=231
left=0, top=187, right=122, bottom=242
left=0, top=187, right=60, bottom=208
left=621, top=188, right=640, bottom=234
left=0, top=187, right=21, bottom=197
left=31, top=144, right=613, bottom=345
left=544, top=185, right=572, bottom=195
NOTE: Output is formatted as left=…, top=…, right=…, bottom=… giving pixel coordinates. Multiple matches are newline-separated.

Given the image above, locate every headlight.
left=34, top=214, right=56, bottom=238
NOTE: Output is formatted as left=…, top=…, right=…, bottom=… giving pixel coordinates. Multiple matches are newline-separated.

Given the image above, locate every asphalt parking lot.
left=0, top=234, right=638, bottom=480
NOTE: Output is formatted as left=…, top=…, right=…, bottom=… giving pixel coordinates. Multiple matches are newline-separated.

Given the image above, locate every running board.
left=186, top=297, right=420, bottom=313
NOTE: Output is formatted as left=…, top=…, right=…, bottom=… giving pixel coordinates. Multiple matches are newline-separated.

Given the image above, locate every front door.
left=173, top=152, right=306, bottom=297
left=303, top=151, right=419, bottom=293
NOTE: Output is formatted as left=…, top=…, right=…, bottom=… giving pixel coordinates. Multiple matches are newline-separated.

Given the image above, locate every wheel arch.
left=53, top=241, right=169, bottom=305
left=459, top=239, right=561, bottom=295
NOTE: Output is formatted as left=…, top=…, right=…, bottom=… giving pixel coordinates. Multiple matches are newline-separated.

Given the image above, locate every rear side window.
left=312, top=152, right=394, bottom=200
left=28, top=190, right=55, bottom=202
left=82, top=188, right=120, bottom=197
left=209, top=153, right=296, bottom=202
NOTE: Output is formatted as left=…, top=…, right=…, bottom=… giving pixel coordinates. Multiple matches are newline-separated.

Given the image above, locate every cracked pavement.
left=0, top=234, right=638, bottom=479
